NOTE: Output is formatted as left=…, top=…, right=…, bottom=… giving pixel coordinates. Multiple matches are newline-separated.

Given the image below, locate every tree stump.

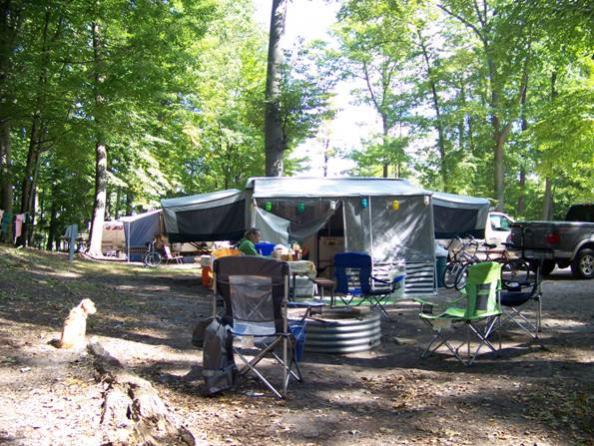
left=88, top=343, right=196, bottom=446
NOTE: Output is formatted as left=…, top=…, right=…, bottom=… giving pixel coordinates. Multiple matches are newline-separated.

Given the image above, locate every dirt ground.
left=0, top=246, right=592, bottom=446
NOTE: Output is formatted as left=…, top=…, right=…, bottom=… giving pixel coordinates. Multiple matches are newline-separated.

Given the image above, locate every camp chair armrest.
left=370, top=275, right=390, bottom=285
left=370, top=275, right=397, bottom=292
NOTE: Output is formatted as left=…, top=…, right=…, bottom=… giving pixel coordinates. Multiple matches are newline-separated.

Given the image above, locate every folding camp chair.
left=419, top=262, right=502, bottom=366
left=213, top=256, right=305, bottom=399
left=163, top=245, right=183, bottom=264
left=334, top=252, right=403, bottom=318
left=499, top=264, right=545, bottom=348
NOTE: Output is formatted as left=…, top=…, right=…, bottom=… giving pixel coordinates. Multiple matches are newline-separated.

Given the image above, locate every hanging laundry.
left=14, top=213, right=25, bottom=241
left=1, top=211, right=10, bottom=234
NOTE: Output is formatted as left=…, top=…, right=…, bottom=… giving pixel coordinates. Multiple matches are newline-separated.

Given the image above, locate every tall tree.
left=264, top=0, right=287, bottom=176
left=438, top=0, right=532, bottom=210
left=0, top=0, right=25, bottom=242
left=335, top=0, right=414, bottom=178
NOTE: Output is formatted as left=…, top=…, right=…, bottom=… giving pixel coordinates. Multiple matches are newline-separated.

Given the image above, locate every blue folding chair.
left=334, top=252, right=401, bottom=318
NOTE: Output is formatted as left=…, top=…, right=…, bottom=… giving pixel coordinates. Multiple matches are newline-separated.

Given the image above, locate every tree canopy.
left=0, top=0, right=591, bottom=250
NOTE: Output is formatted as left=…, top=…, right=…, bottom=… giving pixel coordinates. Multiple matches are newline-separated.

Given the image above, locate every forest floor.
left=0, top=246, right=592, bottom=446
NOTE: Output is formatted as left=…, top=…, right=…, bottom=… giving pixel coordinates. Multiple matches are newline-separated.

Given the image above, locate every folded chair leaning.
left=418, top=261, right=503, bottom=366
left=334, top=252, right=403, bottom=318
left=163, top=245, right=183, bottom=264
left=212, top=256, right=303, bottom=398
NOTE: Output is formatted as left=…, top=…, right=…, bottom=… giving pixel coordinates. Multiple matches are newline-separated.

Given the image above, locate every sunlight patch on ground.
left=542, top=318, right=590, bottom=331
left=93, top=335, right=198, bottom=363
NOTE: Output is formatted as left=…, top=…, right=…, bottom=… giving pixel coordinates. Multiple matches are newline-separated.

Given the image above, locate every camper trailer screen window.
left=256, top=199, right=337, bottom=239
left=175, top=201, right=246, bottom=241
left=433, top=206, right=479, bottom=239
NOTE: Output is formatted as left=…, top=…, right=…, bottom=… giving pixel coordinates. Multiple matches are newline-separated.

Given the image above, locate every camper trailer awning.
left=246, top=177, right=430, bottom=198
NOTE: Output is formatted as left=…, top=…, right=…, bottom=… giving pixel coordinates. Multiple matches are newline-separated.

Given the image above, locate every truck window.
left=490, top=214, right=512, bottom=231
left=566, top=205, right=594, bottom=222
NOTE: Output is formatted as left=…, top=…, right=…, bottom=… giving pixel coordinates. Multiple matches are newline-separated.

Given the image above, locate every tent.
left=431, top=192, right=490, bottom=239
left=161, top=189, right=246, bottom=243
left=120, top=210, right=162, bottom=261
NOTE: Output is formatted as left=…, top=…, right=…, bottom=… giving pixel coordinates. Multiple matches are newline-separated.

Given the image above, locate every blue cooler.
left=255, top=242, right=275, bottom=256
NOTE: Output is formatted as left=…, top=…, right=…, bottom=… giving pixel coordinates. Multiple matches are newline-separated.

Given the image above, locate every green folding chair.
left=419, top=262, right=502, bottom=366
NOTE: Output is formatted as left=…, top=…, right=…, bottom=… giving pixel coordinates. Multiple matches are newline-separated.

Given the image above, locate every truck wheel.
left=541, top=260, right=556, bottom=276
left=571, top=249, right=594, bottom=279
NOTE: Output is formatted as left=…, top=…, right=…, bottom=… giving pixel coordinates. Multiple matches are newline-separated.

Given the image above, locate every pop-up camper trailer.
left=161, top=177, right=437, bottom=295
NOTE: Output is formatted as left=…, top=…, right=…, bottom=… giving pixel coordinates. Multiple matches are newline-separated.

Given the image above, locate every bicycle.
left=457, top=240, right=533, bottom=291
left=489, top=242, right=533, bottom=290
left=442, top=236, right=480, bottom=290
left=143, top=241, right=162, bottom=267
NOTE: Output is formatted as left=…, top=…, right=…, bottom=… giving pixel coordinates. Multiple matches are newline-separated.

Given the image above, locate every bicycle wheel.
left=144, top=252, right=162, bottom=267
left=454, top=263, right=469, bottom=290
left=501, top=259, right=531, bottom=290
left=443, top=262, right=462, bottom=289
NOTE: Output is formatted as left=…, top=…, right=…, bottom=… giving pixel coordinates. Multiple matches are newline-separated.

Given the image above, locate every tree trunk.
left=27, top=187, right=37, bottom=246
left=0, top=118, right=12, bottom=243
left=493, top=129, right=505, bottom=210
left=322, top=137, right=330, bottom=177
left=114, top=187, right=121, bottom=219
left=47, top=193, right=57, bottom=251
left=126, top=190, right=133, bottom=215
left=418, top=31, right=447, bottom=190
left=517, top=170, right=526, bottom=216
left=540, top=71, right=559, bottom=220
left=542, top=177, right=553, bottom=220
left=89, top=141, right=107, bottom=255
left=381, top=114, right=389, bottom=178
left=17, top=120, right=41, bottom=246
left=88, top=22, right=107, bottom=256
left=517, top=72, right=529, bottom=217
left=0, top=0, right=24, bottom=244
left=264, top=0, right=287, bottom=176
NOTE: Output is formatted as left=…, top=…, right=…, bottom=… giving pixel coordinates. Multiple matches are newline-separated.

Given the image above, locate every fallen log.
left=88, top=342, right=196, bottom=446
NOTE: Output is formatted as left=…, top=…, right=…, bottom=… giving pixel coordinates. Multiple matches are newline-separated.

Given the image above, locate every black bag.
left=202, top=318, right=236, bottom=395
left=192, top=317, right=214, bottom=348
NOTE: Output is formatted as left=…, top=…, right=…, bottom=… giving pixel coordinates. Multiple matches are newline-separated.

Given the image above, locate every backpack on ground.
left=202, top=318, right=236, bottom=395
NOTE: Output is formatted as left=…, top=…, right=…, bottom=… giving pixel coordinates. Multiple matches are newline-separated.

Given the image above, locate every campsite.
left=1, top=1, right=593, bottom=445
left=0, top=246, right=592, bottom=445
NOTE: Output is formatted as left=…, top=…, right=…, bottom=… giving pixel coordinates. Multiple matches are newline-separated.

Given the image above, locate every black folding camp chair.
left=499, top=265, right=545, bottom=348
left=213, top=256, right=304, bottom=399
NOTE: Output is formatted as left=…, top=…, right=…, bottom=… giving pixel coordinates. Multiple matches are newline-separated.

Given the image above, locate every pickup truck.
left=509, top=204, right=594, bottom=279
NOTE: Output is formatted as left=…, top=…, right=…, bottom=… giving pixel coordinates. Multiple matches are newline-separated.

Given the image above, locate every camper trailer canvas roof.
left=246, top=177, right=430, bottom=198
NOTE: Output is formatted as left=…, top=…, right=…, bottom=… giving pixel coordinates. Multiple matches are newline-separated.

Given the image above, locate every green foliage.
left=2, top=0, right=593, bottom=250
left=332, top=0, right=593, bottom=217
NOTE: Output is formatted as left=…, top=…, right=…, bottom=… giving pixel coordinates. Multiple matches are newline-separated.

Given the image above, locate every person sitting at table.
left=237, top=227, right=262, bottom=256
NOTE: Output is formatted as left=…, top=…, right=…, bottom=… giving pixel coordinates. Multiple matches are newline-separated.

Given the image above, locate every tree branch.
left=473, top=0, right=485, bottom=27
left=438, top=4, right=488, bottom=47
left=362, top=61, right=381, bottom=113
